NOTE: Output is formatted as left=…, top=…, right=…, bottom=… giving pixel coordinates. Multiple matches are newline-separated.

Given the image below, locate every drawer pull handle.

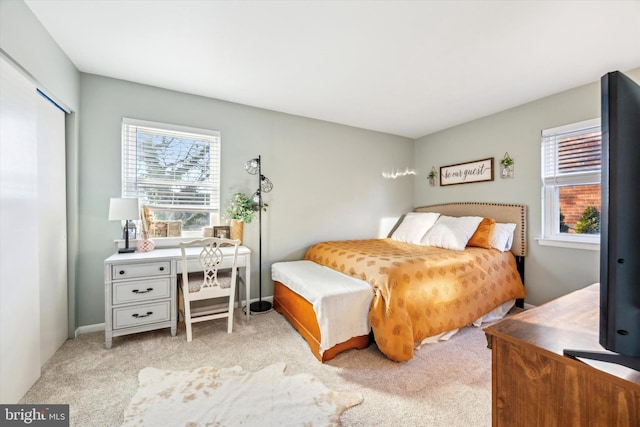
left=132, top=311, right=153, bottom=318
left=119, top=270, right=125, bottom=275
left=159, top=266, right=165, bottom=271
left=132, top=288, right=153, bottom=294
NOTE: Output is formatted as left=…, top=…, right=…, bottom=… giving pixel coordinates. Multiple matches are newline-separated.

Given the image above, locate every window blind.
left=121, top=118, right=220, bottom=212
left=542, top=119, right=601, bottom=185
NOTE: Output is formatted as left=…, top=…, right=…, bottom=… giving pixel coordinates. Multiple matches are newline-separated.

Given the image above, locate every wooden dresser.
left=484, top=284, right=640, bottom=427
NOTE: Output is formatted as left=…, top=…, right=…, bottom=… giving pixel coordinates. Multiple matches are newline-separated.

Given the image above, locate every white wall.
left=77, top=74, right=414, bottom=327
left=414, top=67, right=640, bottom=306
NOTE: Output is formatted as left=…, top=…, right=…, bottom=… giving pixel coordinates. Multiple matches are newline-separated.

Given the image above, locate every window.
left=121, top=118, right=220, bottom=234
left=541, top=118, right=601, bottom=249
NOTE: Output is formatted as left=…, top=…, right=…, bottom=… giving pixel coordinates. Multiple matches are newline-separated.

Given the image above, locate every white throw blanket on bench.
left=272, top=260, right=374, bottom=355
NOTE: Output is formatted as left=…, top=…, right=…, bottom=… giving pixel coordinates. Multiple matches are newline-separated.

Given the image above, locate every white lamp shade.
left=108, top=198, right=139, bottom=221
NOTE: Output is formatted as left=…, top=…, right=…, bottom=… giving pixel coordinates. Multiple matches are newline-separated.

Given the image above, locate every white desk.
left=104, top=245, right=251, bottom=349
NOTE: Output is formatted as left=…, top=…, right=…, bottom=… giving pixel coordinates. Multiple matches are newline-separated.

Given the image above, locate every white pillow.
left=420, top=215, right=484, bottom=251
left=491, top=223, right=516, bottom=252
left=390, top=212, right=441, bottom=244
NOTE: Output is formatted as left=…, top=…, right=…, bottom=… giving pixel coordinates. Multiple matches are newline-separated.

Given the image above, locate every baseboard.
left=75, top=323, right=105, bottom=337
left=524, top=303, right=536, bottom=310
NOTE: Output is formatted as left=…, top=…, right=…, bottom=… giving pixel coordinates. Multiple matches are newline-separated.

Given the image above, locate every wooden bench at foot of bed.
left=274, top=282, right=371, bottom=362
left=272, top=260, right=373, bottom=362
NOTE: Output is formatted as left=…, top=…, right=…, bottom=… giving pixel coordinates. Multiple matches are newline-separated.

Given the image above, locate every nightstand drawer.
left=113, top=301, right=171, bottom=329
left=112, top=261, right=170, bottom=280
left=113, top=278, right=171, bottom=304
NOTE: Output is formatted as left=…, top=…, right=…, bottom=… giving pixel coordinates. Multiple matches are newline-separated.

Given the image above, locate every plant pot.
left=230, top=219, right=243, bottom=243
left=501, top=164, right=514, bottom=178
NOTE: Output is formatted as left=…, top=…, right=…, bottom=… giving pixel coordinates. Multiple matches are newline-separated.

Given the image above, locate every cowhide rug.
left=121, top=362, right=363, bottom=426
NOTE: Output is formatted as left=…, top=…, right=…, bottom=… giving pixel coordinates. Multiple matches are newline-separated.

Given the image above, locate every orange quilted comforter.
left=304, top=238, right=525, bottom=362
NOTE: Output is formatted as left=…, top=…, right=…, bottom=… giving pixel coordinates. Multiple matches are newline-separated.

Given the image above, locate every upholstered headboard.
left=411, top=202, right=527, bottom=257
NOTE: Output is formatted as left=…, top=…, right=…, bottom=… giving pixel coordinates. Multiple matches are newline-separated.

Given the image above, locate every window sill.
left=536, top=237, right=599, bottom=251
left=113, top=236, right=204, bottom=249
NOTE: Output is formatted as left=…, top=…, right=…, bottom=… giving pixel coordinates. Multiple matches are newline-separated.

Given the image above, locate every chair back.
left=179, top=238, right=240, bottom=296
left=178, top=237, right=241, bottom=340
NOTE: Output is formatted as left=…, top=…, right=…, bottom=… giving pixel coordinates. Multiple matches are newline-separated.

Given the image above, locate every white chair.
left=178, top=237, right=240, bottom=342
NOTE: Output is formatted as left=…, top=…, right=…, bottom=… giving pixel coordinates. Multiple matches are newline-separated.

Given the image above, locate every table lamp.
left=109, top=197, right=139, bottom=253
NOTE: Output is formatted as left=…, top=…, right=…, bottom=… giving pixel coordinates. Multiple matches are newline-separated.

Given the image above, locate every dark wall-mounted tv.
left=564, top=70, right=640, bottom=371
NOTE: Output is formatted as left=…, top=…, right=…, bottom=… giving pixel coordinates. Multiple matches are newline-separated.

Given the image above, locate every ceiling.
left=25, top=0, right=640, bottom=139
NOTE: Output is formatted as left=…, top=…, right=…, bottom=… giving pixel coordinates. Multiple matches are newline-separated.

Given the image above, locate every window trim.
left=121, top=117, right=221, bottom=232
left=539, top=118, right=601, bottom=250
left=536, top=236, right=599, bottom=251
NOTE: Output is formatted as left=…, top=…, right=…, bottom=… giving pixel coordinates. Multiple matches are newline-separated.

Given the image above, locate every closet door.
left=0, top=55, right=41, bottom=403
left=0, top=55, right=68, bottom=403
left=37, top=86, right=68, bottom=366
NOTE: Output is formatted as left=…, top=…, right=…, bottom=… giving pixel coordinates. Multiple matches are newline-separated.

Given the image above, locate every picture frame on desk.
left=213, top=226, right=231, bottom=239
left=149, top=220, right=182, bottom=237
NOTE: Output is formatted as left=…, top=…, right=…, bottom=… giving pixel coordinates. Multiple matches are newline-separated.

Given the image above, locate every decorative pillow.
left=491, top=223, right=517, bottom=252
left=390, top=212, right=441, bottom=244
left=467, top=217, right=496, bottom=249
left=420, top=215, right=484, bottom=251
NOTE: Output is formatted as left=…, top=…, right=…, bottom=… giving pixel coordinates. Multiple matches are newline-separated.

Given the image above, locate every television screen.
left=564, top=70, right=640, bottom=371
left=600, top=71, right=640, bottom=359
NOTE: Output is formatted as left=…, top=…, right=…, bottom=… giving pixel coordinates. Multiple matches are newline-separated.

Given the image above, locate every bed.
left=273, top=202, right=527, bottom=362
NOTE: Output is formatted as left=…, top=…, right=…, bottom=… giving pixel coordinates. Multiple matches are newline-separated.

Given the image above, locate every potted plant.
left=226, top=193, right=259, bottom=223
left=225, top=193, right=268, bottom=242
left=500, top=152, right=514, bottom=178
left=427, top=167, right=437, bottom=186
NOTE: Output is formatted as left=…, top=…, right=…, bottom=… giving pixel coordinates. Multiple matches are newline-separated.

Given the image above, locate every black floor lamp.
left=245, top=155, right=273, bottom=313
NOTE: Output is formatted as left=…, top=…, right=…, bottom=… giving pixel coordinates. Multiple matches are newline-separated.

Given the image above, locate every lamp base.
left=118, top=247, right=135, bottom=254
left=250, top=300, right=272, bottom=313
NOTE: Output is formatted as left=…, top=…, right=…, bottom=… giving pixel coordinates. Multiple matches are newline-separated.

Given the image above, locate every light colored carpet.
left=121, top=363, right=363, bottom=426
left=20, top=309, right=498, bottom=426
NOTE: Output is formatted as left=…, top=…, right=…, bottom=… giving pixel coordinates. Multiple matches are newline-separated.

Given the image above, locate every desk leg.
left=105, top=313, right=113, bottom=349
left=105, top=279, right=113, bottom=349
left=244, top=254, right=251, bottom=321
left=171, top=273, right=177, bottom=336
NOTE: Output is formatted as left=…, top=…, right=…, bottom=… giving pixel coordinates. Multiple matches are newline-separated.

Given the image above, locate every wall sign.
left=440, top=157, right=494, bottom=186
